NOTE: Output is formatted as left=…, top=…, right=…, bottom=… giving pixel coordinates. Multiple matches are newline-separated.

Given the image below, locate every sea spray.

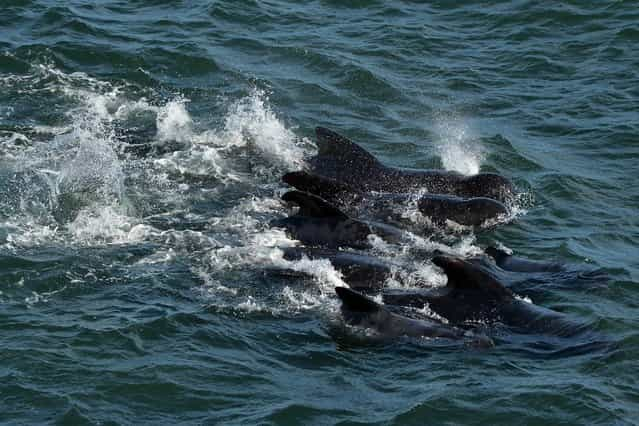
left=434, top=112, right=484, bottom=175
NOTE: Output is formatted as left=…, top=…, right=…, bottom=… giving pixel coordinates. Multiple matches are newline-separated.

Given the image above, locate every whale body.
left=271, top=191, right=404, bottom=249
left=383, top=255, right=587, bottom=337
left=308, top=127, right=514, bottom=203
left=335, top=286, right=493, bottom=347
left=283, top=171, right=508, bottom=228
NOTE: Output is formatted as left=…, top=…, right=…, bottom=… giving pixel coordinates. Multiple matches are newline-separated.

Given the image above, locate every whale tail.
left=282, top=190, right=348, bottom=219
left=335, top=286, right=381, bottom=313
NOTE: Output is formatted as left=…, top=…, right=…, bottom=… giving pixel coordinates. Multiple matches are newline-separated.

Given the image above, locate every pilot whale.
left=283, top=171, right=509, bottom=228
left=277, top=247, right=392, bottom=290
left=307, top=127, right=514, bottom=203
left=270, top=191, right=405, bottom=249
left=335, top=286, right=493, bottom=347
left=383, top=255, right=587, bottom=337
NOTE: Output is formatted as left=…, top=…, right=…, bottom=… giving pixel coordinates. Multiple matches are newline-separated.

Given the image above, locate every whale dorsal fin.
left=432, top=255, right=513, bottom=299
left=335, top=287, right=380, bottom=313
left=315, top=127, right=381, bottom=168
left=281, top=190, right=348, bottom=219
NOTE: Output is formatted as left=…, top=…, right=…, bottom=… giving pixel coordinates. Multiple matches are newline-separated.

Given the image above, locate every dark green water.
left=1, top=1, right=638, bottom=424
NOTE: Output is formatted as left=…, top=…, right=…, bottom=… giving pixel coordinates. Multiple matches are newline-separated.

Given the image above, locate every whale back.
left=282, top=171, right=359, bottom=204
left=307, top=127, right=514, bottom=200
left=335, top=286, right=381, bottom=314
left=432, top=255, right=513, bottom=301
left=276, top=191, right=373, bottom=249
left=282, top=190, right=348, bottom=219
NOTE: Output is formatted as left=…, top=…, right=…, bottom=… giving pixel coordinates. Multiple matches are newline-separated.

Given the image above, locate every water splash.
left=218, top=89, right=307, bottom=169
left=156, top=99, right=193, bottom=143
left=434, top=113, right=483, bottom=175
left=66, top=206, right=140, bottom=245
left=1, top=64, right=313, bottom=250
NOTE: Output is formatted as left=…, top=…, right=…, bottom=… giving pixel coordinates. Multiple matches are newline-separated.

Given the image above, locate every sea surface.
left=1, top=1, right=638, bottom=424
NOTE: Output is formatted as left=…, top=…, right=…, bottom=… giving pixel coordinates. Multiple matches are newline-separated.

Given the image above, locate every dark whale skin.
left=383, top=255, right=587, bottom=337
left=308, top=127, right=514, bottom=203
left=283, top=171, right=509, bottom=227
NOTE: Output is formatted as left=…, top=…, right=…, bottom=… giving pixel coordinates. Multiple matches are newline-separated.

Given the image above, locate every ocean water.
left=1, top=1, right=638, bottom=424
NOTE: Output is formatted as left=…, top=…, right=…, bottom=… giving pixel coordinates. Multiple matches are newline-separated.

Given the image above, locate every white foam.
left=493, top=241, right=513, bottom=255
left=32, top=125, right=71, bottom=135
left=0, top=132, right=29, bottom=145
left=25, top=285, right=67, bottom=307
left=55, top=126, right=124, bottom=202
left=146, top=90, right=311, bottom=183
left=216, top=89, right=307, bottom=168
left=3, top=221, right=59, bottom=249
left=152, top=146, right=232, bottom=182
left=398, top=261, right=448, bottom=288
left=113, top=97, right=156, bottom=120
left=270, top=249, right=348, bottom=289
left=2, top=62, right=316, bottom=250
left=156, top=98, right=193, bottom=143
left=237, top=296, right=269, bottom=313
left=515, top=294, right=533, bottom=304
left=67, top=205, right=138, bottom=245
left=281, top=285, right=338, bottom=312
left=412, top=304, right=449, bottom=324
